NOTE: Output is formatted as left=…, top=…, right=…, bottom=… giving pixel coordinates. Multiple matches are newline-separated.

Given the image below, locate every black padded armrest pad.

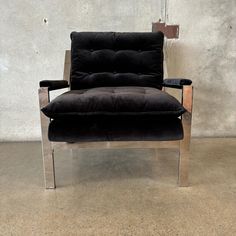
left=39, top=80, right=69, bottom=91
left=163, top=78, right=192, bottom=89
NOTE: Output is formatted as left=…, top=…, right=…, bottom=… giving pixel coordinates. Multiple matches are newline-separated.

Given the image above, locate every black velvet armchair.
left=39, top=32, right=193, bottom=189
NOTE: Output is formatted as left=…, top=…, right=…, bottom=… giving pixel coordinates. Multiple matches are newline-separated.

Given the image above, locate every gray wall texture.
left=0, top=0, right=235, bottom=141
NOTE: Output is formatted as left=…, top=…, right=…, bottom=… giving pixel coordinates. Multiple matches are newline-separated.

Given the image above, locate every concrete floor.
left=0, top=139, right=236, bottom=235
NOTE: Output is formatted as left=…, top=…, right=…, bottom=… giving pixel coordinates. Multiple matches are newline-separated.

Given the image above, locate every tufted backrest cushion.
left=70, top=31, right=164, bottom=90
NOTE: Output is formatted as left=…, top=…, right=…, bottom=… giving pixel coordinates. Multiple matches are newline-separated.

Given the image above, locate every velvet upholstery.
left=40, top=31, right=191, bottom=143
left=48, top=116, right=183, bottom=142
left=70, top=32, right=164, bottom=90
left=41, top=86, right=186, bottom=119
left=39, top=80, right=69, bottom=91
left=163, top=78, right=192, bottom=89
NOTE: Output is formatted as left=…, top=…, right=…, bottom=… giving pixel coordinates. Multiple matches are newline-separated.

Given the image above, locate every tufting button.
left=113, top=71, right=117, bottom=74
left=138, top=49, right=142, bottom=52
left=90, top=49, right=93, bottom=52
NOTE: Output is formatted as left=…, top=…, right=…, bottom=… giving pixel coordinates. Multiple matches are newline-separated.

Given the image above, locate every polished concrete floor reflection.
left=0, top=138, right=236, bottom=235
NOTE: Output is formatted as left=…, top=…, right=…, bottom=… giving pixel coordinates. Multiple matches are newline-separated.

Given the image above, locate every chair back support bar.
left=63, top=50, right=71, bottom=84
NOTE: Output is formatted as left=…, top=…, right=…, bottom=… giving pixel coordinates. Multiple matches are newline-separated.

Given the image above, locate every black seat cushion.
left=48, top=116, right=183, bottom=142
left=41, top=86, right=186, bottom=119
left=70, top=31, right=164, bottom=90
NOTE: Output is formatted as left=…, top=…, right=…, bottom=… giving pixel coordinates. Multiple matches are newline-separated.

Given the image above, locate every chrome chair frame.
left=39, top=50, right=193, bottom=189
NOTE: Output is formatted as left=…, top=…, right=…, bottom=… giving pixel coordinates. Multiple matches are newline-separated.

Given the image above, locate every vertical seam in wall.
left=164, top=0, right=168, bottom=23
left=161, top=0, right=169, bottom=23
left=162, top=0, right=168, bottom=78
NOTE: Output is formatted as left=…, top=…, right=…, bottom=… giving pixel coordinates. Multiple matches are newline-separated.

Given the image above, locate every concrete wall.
left=166, top=0, right=236, bottom=137
left=0, top=0, right=235, bottom=140
left=0, top=0, right=161, bottom=141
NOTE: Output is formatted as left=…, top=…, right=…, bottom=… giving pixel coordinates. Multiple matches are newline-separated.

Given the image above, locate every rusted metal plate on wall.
left=152, top=22, right=179, bottom=39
